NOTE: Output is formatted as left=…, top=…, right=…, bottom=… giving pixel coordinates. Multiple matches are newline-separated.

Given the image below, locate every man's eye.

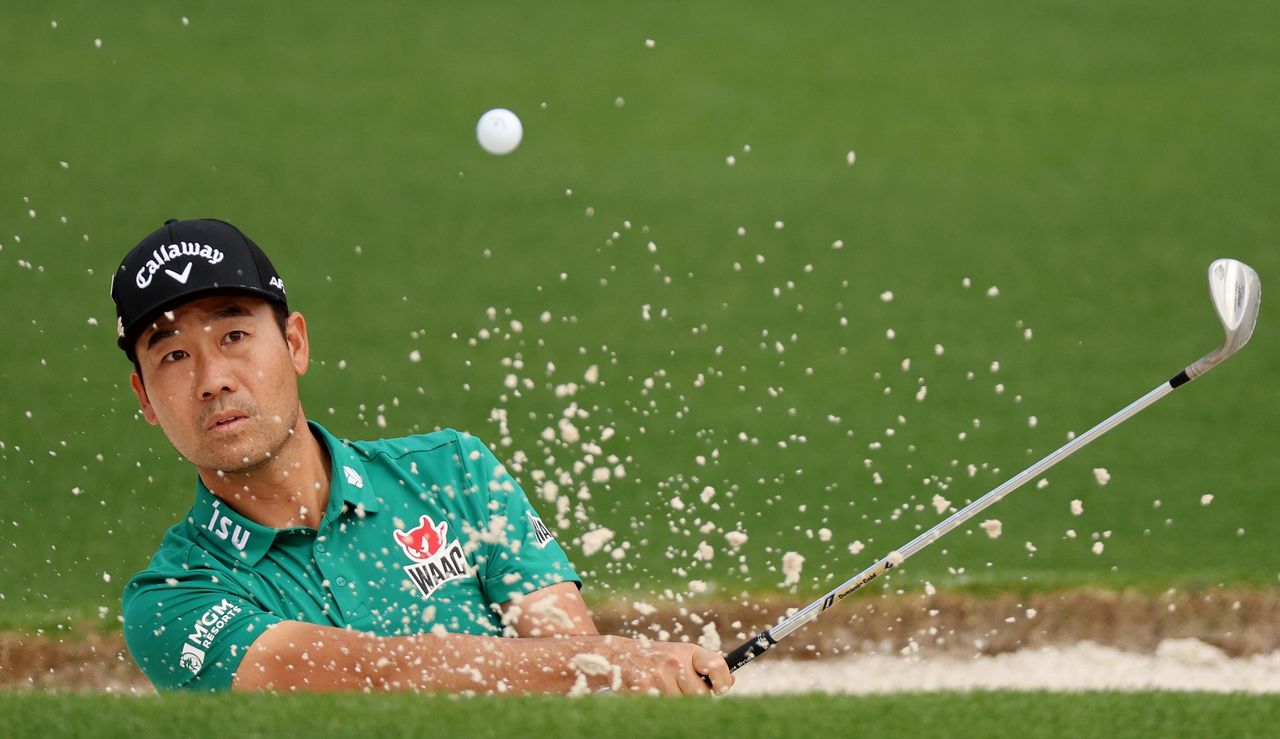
left=163, top=350, right=188, bottom=363
left=225, top=330, right=247, bottom=343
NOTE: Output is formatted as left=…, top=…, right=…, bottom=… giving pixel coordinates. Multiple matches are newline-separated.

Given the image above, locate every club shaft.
left=721, top=374, right=1182, bottom=672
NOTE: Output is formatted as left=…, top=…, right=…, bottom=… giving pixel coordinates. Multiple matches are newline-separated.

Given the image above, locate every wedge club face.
left=1209, top=258, right=1261, bottom=353
left=1187, top=258, right=1262, bottom=380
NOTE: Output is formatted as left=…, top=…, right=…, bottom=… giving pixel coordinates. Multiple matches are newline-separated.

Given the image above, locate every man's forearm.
left=389, top=631, right=623, bottom=693
left=234, top=620, right=622, bottom=693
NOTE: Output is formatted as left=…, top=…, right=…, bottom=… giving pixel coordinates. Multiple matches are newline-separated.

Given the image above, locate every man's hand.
left=596, top=637, right=733, bottom=695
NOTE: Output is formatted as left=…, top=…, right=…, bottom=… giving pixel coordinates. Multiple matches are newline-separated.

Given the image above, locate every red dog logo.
left=395, top=515, right=450, bottom=561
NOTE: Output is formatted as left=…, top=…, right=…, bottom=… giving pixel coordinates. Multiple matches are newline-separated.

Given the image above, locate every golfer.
left=114, top=219, right=733, bottom=695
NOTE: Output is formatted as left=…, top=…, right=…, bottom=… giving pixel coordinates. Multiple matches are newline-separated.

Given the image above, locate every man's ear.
left=286, top=311, right=310, bottom=376
left=130, top=370, right=159, bottom=425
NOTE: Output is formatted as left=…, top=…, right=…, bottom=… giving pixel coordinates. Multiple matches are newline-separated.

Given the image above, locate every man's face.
left=129, top=295, right=310, bottom=474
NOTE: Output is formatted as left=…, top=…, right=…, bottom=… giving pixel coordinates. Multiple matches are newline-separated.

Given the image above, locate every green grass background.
left=1, top=0, right=1277, bottom=631
left=4, top=692, right=1279, bottom=739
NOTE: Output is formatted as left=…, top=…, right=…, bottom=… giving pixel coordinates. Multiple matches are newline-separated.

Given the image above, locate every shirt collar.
left=187, top=421, right=380, bottom=565
left=189, top=481, right=277, bottom=565
left=309, top=420, right=382, bottom=517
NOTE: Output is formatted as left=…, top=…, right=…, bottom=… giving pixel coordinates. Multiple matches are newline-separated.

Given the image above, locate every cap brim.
left=117, top=286, right=288, bottom=355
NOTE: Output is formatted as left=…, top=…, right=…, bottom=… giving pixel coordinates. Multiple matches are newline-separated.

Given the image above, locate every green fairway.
left=3, top=691, right=1279, bottom=739
left=1, top=0, right=1277, bottom=629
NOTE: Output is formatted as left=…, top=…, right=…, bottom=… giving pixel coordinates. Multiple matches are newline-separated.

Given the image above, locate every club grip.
left=699, top=630, right=777, bottom=689
left=726, top=630, right=777, bottom=671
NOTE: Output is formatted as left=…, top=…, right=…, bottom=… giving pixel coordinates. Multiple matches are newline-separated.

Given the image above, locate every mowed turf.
left=1, top=0, right=1278, bottom=628
left=3, top=691, right=1279, bottom=739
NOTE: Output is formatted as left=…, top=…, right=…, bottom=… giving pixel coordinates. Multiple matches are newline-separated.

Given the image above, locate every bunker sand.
left=4, top=587, right=1277, bottom=692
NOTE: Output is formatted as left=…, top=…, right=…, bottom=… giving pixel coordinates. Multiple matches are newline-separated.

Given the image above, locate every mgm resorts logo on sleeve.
left=177, top=598, right=243, bottom=675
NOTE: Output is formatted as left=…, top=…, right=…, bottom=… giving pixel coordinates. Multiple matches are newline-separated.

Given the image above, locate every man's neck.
left=198, top=418, right=333, bottom=530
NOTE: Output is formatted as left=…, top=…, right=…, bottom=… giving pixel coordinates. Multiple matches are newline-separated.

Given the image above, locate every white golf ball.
left=476, top=108, right=523, bottom=155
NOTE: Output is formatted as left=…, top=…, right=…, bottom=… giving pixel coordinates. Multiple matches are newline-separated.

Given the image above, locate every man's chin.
left=172, top=415, right=297, bottom=476
left=190, top=451, right=272, bottom=476
left=186, top=435, right=274, bottom=475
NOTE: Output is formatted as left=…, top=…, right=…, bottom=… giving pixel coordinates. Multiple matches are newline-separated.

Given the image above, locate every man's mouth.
left=208, top=413, right=248, bottom=431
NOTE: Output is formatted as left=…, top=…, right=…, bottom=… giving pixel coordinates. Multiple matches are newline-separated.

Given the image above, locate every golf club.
left=714, top=258, right=1262, bottom=676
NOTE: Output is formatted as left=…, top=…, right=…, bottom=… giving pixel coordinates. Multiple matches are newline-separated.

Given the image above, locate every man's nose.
left=195, top=352, right=239, bottom=399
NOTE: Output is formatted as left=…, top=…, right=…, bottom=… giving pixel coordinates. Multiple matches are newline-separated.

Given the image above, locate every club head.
left=1208, top=258, right=1261, bottom=355
left=1184, top=259, right=1262, bottom=380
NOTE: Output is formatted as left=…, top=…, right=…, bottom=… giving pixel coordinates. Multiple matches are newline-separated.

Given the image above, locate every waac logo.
left=394, top=515, right=447, bottom=560
left=394, top=514, right=468, bottom=600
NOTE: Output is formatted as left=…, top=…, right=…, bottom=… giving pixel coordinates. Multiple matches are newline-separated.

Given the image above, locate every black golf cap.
left=111, top=219, right=288, bottom=358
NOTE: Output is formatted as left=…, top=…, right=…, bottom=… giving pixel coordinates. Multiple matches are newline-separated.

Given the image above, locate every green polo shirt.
left=121, top=422, right=578, bottom=693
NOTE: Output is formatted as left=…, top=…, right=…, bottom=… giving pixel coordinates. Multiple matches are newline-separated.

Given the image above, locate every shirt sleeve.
left=458, top=434, right=582, bottom=604
left=122, top=564, right=282, bottom=693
